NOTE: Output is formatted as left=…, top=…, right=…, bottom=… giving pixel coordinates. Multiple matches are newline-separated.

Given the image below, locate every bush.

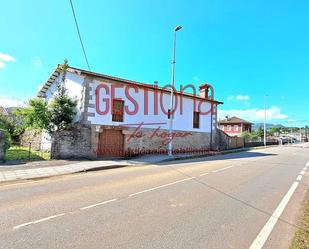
left=0, top=128, right=11, bottom=152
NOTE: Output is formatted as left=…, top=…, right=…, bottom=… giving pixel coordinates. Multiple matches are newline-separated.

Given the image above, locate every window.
left=234, top=125, right=239, bottom=132
left=167, top=109, right=171, bottom=119
left=112, top=99, right=124, bottom=122
left=227, top=125, right=231, bottom=131
left=193, top=112, right=200, bottom=128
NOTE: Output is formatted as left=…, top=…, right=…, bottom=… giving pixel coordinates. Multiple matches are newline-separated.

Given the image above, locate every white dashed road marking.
left=13, top=213, right=65, bottom=230
left=212, top=165, right=234, bottom=173
left=80, top=198, right=118, bottom=210
left=129, top=177, right=195, bottom=197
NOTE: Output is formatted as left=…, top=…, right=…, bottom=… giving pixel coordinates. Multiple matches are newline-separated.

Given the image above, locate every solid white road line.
left=248, top=181, right=299, bottom=249
left=200, top=172, right=210, bottom=176
left=13, top=213, right=65, bottom=230
left=80, top=198, right=117, bottom=210
left=129, top=177, right=195, bottom=197
left=297, top=175, right=303, bottom=181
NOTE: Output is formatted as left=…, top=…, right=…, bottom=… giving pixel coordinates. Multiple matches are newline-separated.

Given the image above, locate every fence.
left=4, top=142, right=51, bottom=162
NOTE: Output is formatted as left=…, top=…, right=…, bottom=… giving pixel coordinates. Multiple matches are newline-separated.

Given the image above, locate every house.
left=218, top=116, right=252, bottom=137
left=38, top=65, right=223, bottom=158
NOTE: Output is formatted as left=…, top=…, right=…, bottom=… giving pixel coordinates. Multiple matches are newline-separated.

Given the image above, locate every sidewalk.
left=0, top=160, right=133, bottom=183
left=0, top=145, right=287, bottom=183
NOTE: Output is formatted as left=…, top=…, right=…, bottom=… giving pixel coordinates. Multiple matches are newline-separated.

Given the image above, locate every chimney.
left=199, top=84, right=212, bottom=99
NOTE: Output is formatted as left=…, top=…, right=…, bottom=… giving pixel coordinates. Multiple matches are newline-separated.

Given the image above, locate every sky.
left=0, top=0, right=308, bottom=126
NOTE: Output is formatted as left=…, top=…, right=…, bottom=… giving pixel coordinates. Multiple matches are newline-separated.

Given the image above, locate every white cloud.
left=32, top=57, right=42, bottom=67
left=227, top=94, right=250, bottom=101
left=236, top=94, right=250, bottom=101
left=0, top=61, right=5, bottom=69
left=0, top=52, right=16, bottom=62
left=0, top=95, right=27, bottom=108
left=218, top=106, right=288, bottom=122
left=0, top=52, right=16, bottom=69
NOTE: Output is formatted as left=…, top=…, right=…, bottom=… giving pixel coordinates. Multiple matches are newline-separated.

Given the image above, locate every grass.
left=290, top=190, right=309, bottom=249
left=5, top=146, right=50, bottom=161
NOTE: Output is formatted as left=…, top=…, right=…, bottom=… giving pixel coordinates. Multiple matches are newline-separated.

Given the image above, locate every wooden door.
left=98, top=129, right=124, bottom=157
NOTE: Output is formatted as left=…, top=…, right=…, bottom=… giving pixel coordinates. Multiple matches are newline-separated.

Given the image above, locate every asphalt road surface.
left=1, top=144, right=309, bottom=249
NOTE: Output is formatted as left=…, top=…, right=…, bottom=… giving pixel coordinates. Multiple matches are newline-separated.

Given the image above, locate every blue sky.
left=0, top=0, right=308, bottom=126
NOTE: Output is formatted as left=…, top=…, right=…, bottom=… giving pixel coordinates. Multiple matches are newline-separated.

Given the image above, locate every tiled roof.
left=37, top=65, right=223, bottom=105
left=218, top=116, right=252, bottom=124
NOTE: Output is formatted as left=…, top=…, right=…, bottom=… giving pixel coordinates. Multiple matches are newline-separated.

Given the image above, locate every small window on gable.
left=193, top=112, right=200, bottom=129
left=112, top=99, right=124, bottom=122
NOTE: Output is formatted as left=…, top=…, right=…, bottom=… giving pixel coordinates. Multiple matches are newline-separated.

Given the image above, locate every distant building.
left=218, top=116, right=252, bottom=137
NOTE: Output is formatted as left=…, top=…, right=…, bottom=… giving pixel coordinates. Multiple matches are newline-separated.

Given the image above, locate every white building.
left=38, top=65, right=223, bottom=158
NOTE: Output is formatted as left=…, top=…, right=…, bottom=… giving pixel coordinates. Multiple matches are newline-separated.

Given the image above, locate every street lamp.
left=168, top=25, right=182, bottom=157
left=264, top=94, right=268, bottom=147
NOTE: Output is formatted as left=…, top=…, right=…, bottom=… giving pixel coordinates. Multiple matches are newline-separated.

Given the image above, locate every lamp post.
left=168, top=25, right=182, bottom=157
left=264, top=94, right=268, bottom=147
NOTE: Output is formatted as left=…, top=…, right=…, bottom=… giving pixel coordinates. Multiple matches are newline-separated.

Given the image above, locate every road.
left=0, top=144, right=309, bottom=249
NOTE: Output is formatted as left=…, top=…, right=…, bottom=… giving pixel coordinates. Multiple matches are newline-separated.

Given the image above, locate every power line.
left=69, top=0, right=91, bottom=71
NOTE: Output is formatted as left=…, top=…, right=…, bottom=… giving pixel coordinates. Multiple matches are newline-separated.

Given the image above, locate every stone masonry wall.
left=51, top=124, right=94, bottom=159
left=20, top=129, right=42, bottom=151
left=215, top=129, right=244, bottom=150
left=122, top=127, right=212, bottom=154
left=0, top=130, right=5, bottom=162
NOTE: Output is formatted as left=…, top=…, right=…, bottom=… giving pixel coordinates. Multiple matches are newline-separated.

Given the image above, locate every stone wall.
left=122, top=127, right=212, bottom=154
left=51, top=124, right=220, bottom=159
left=0, top=130, right=5, bottom=162
left=215, top=129, right=244, bottom=150
left=20, top=129, right=42, bottom=151
left=51, top=124, right=94, bottom=159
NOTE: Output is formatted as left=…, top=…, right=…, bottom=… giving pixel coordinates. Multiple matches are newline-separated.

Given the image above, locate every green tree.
left=241, top=131, right=252, bottom=142
left=252, top=127, right=264, bottom=139
left=0, top=128, right=11, bottom=152
left=268, top=127, right=280, bottom=136
left=15, top=98, right=49, bottom=131
left=15, top=60, right=77, bottom=134
left=47, top=59, right=77, bottom=133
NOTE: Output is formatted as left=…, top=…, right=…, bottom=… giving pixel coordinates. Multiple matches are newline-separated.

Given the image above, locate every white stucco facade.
left=87, top=80, right=216, bottom=132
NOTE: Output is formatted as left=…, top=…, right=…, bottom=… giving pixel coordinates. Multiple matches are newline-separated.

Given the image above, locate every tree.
left=268, top=127, right=280, bottom=136
left=47, top=59, right=77, bottom=133
left=0, top=111, right=25, bottom=142
left=251, top=127, right=264, bottom=140
left=15, top=98, right=49, bottom=131
left=48, top=95, right=77, bottom=132
left=241, top=131, right=252, bottom=142
left=15, top=60, right=77, bottom=134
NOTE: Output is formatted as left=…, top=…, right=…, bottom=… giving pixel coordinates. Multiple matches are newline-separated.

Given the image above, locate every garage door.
left=97, top=129, right=124, bottom=157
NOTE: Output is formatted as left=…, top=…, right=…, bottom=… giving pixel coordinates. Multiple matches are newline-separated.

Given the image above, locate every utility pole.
left=168, top=25, right=182, bottom=157
left=264, top=95, right=268, bottom=146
